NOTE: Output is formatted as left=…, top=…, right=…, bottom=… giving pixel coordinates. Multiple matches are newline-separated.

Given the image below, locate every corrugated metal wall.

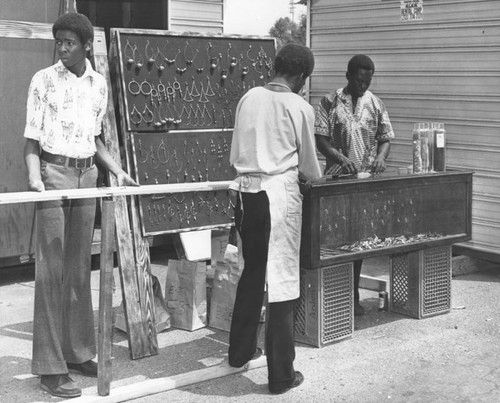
left=169, top=0, right=224, bottom=32
left=308, top=0, right=500, bottom=258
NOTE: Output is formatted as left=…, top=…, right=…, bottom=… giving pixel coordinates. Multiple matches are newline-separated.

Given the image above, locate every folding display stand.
left=109, top=27, right=275, bottom=357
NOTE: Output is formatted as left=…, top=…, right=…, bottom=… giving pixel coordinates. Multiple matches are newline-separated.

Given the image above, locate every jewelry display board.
left=131, top=131, right=235, bottom=235
left=117, top=31, right=275, bottom=132
left=113, top=29, right=276, bottom=235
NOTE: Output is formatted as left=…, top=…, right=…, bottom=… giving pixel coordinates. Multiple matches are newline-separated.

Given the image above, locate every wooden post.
left=98, top=198, right=115, bottom=396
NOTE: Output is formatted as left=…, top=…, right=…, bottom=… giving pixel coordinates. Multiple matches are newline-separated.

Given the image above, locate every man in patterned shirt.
left=314, top=54, right=395, bottom=315
left=24, top=13, right=136, bottom=398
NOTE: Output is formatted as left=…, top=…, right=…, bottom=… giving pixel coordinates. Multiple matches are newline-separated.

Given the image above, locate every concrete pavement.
left=1, top=251, right=500, bottom=402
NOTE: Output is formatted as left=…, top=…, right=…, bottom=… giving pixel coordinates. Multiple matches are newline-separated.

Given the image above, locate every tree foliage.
left=269, top=14, right=306, bottom=50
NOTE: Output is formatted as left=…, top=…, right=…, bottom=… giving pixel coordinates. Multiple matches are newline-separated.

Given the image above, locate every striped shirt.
left=315, top=88, right=394, bottom=174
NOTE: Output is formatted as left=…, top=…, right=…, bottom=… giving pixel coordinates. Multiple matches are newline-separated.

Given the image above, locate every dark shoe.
left=40, top=374, right=81, bottom=398
left=269, top=371, right=304, bottom=394
left=67, top=360, right=98, bottom=378
left=355, top=302, right=366, bottom=316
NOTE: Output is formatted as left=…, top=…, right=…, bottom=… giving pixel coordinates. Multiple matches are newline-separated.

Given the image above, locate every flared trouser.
left=32, top=162, right=97, bottom=375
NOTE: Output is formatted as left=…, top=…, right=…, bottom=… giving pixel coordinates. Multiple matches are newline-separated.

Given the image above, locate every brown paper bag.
left=114, top=275, right=171, bottom=334
left=165, top=259, right=207, bottom=331
left=209, top=244, right=243, bottom=332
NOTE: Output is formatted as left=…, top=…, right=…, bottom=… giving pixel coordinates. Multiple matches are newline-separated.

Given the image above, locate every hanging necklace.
left=267, top=82, right=292, bottom=92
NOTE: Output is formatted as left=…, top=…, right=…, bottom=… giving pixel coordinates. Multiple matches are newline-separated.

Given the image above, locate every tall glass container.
left=412, top=123, right=422, bottom=173
left=433, top=122, right=446, bottom=171
left=421, top=122, right=434, bottom=173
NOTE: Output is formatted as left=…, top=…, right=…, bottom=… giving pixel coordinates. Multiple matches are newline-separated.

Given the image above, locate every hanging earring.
left=154, top=46, right=165, bottom=72
left=227, top=43, right=237, bottom=68
left=184, top=41, right=199, bottom=66
left=145, top=40, right=155, bottom=65
left=207, top=42, right=218, bottom=70
left=124, top=40, right=135, bottom=65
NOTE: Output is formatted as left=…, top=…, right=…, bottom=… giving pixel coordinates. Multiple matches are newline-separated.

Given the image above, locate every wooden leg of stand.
left=98, top=199, right=115, bottom=396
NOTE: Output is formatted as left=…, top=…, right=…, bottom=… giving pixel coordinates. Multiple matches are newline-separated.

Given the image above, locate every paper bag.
left=114, top=275, right=171, bottom=334
left=165, top=259, right=207, bottom=331
left=209, top=244, right=243, bottom=332
left=152, top=275, right=171, bottom=332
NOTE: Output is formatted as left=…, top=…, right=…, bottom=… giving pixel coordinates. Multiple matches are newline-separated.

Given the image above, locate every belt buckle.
left=75, top=158, right=87, bottom=169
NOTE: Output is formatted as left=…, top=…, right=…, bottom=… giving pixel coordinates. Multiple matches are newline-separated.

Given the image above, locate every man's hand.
left=371, top=157, right=387, bottom=174
left=340, top=156, right=357, bottom=174
left=28, top=178, right=45, bottom=192
left=116, top=171, right=139, bottom=187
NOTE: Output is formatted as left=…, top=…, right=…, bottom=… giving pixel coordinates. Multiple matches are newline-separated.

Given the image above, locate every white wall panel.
left=170, top=0, right=223, bottom=33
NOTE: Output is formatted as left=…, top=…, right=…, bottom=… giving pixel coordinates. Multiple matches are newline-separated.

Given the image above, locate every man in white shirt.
left=228, top=43, right=322, bottom=395
left=24, top=13, right=136, bottom=398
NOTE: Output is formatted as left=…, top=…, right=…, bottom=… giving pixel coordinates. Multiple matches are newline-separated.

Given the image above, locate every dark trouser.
left=228, top=192, right=296, bottom=390
left=354, top=259, right=362, bottom=303
left=32, top=162, right=97, bottom=375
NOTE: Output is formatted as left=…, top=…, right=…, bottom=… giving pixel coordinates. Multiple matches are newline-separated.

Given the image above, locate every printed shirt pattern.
left=24, top=59, right=107, bottom=158
left=315, top=88, right=395, bottom=174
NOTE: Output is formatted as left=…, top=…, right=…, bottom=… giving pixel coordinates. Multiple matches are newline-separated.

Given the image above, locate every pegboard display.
left=117, top=31, right=276, bottom=132
left=139, top=189, right=234, bottom=236
left=131, top=131, right=236, bottom=235
left=131, top=131, right=234, bottom=185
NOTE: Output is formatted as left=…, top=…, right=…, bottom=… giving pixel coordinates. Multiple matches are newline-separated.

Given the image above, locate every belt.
left=41, top=150, right=95, bottom=169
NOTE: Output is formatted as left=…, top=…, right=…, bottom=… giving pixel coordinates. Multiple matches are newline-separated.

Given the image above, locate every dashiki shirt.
left=314, top=88, right=395, bottom=175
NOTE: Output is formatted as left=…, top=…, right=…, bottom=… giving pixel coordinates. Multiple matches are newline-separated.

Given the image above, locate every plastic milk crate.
left=294, top=263, right=353, bottom=347
left=390, top=245, right=452, bottom=319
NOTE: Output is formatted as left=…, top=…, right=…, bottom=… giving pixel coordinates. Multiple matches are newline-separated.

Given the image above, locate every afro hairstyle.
left=274, top=43, right=315, bottom=78
left=52, top=12, right=94, bottom=46
left=347, top=54, right=375, bottom=75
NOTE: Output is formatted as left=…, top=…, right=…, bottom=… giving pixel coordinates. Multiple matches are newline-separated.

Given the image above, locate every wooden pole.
left=97, top=199, right=115, bottom=396
left=0, top=181, right=231, bottom=205
left=71, top=356, right=266, bottom=402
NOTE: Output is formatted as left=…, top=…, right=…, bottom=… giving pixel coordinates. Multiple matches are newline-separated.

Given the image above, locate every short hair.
left=274, top=43, right=315, bottom=78
left=347, top=54, right=375, bottom=75
left=52, top=12, right=94, bottom=45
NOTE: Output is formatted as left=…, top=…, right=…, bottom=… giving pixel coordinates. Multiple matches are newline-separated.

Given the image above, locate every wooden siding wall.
left=169, top=0, right=224, bottom=33
left=308, top=0, right=500, bottom=257
left=0, top=2, right=60, bottom=262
